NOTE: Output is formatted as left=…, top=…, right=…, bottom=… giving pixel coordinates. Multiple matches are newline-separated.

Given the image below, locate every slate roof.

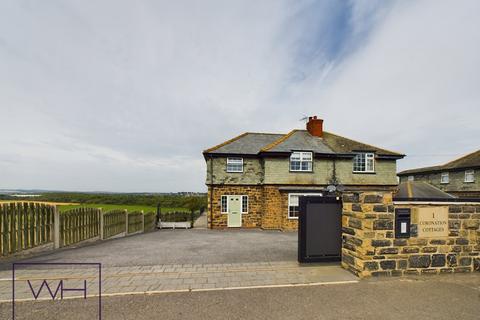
left=204, top=129, right=404, bottom=158
left=394, top=181, right=456, bottom=200
left=398, top=149, right=480, bottom=175
left=204, top=132, right=284, bottom=155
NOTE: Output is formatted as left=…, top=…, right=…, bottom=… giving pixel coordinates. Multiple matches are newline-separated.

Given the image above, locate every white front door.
left=227, top=196, right=242, bottom=227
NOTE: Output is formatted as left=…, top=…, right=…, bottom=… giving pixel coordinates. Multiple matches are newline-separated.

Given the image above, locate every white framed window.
left=440, top=172, right=449, bottom=184
left=288, top=193, right=322, bottom=219
left=465, top=170, right=475, bottom=183
left=221, top=195, right=228, bottom=213
left=241, top=195, right=248, bottom=213
left=407, top=175, right=414, bottom=181
left=226, top=158, right=243, bottom=172
left=353, top=153, right=375, bottom=173
left=290, top=152, right=313, bottom=172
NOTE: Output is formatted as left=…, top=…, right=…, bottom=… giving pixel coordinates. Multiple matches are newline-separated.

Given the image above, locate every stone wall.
left=206, top=158, right=264, bottom=185
left=206, top=156, right=399, bottom=187
left=341, top=191, right=480, bottom=277
left=263, top=158, right=398, bottom=186
left=208, top=185, right=299, bottom=230
left=208, top=185, right=263, bottom=228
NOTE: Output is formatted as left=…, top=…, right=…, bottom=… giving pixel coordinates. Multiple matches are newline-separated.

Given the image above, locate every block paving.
left=0, top=261, right=357, bottom=301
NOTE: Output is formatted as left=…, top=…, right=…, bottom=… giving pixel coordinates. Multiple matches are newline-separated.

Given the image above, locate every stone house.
left=398, top=150, right=480, bottom=198
left=203, top=117, right=405, bottom=230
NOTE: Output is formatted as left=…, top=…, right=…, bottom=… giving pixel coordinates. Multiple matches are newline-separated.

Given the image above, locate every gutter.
left=209, top=155, right=214, bottom=229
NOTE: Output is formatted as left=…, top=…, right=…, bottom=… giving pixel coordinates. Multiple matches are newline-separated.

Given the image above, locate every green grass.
left=57, top=203, right=189, bottom=213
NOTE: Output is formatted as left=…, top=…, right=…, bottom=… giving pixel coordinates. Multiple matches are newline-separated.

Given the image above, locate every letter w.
left=27, top=280, right=63, bottom=300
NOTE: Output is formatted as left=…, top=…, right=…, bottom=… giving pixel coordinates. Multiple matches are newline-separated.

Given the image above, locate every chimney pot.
left=306, top=116, right=323, bottom=137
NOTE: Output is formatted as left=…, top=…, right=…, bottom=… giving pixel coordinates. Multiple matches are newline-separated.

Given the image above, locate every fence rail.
left=103, top=210, right=127, bottom=239
left=60, top=208, right=100, bottom=247
left=0, top=203, right=54, bottom=256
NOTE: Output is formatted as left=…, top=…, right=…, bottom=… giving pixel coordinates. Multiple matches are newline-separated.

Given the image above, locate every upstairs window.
left=353, top=153, right=375, bottom=173
left=440, top=172, right=449, bottom=184
left=465, top=170, right=475, bottom=183
left=226, top=158, right=243, bottom=172
left=290, top=152, right=313, bottom=172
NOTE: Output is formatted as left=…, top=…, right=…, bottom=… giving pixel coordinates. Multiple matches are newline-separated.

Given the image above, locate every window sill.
left=464, top=181, right=475, bottom=183
left=352, top=171, right=376, bottom=174
left=287, top=217, right=299, bottom=220
left=289, top=170, right=313, bottom=173
left=226, top=171, right=243, bottom=173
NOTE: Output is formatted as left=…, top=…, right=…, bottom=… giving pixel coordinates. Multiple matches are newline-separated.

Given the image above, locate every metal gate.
left=298, top=196, right=342, bottom=263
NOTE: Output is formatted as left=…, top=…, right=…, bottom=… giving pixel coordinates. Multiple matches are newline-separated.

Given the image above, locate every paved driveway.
left=0, top=229, right=298, bottom=269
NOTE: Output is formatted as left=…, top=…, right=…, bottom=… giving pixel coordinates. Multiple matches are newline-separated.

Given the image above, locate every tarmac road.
left=2, top=273, right=479, bottom=320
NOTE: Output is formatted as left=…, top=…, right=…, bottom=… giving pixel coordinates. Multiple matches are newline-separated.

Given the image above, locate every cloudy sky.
left=1, top=0, right=479, bottom=192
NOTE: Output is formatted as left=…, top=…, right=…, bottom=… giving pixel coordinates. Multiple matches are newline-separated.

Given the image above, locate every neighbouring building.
left=203, top=116, right=405, bottom=230
left=398, top=150, right=480, bottom=198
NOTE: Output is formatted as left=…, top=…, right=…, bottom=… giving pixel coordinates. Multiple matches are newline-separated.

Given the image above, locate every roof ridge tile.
left=260, top=130, right=298, bottom=152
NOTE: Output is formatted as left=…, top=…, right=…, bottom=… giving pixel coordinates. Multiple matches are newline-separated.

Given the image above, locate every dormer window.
left=290, top=152, right=313, bottom=172
left=353, top=153, right=375, bottom=173
left=226, top=158, right=243, bottom=172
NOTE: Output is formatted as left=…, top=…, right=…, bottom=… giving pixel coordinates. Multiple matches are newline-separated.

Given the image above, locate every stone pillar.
left=342, top=191, right=480, bottom=278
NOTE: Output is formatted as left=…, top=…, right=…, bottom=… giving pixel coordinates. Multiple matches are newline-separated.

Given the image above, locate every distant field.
left=57, top=203, right=189, bottom=213
left=0, top=201, right=189, bottom=213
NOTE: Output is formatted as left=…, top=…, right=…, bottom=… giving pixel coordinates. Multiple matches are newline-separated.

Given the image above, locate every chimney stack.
left=306, top=116, right=323, bottom=137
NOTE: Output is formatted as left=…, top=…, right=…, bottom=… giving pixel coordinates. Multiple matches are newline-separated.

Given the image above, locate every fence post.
left=99, top=209, right=104, bottom=240
left=125, top=210, right=128, bottom=236
left=53, top=206, right=60, bottom=249
left=141, top=210, right=145, bottom=233
left=190, top=210, right=194, bottom=228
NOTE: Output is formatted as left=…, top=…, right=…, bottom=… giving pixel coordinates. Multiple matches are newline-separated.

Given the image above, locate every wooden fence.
left=143, top=211, right=156, bottom=232
left=59, top=208, right=100, bottom=247
left=0, top=203, right=54, bottom=256
left=127, top=211, right=144, bottom=234
left=0, top=203, right=202, bottom=257
left=103, top=209, right=127, bottom=239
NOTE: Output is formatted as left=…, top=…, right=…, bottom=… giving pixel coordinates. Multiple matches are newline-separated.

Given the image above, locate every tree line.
left=1, top=193, right=207, bottom=212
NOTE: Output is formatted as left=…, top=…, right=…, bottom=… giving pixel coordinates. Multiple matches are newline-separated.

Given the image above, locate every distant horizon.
left=0, top=188, right=207, bottom=194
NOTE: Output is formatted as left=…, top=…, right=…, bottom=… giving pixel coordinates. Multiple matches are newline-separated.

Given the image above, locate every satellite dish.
left=326, top=185, right=336, bottom=193
left=336, top=185, right=345, bottom=192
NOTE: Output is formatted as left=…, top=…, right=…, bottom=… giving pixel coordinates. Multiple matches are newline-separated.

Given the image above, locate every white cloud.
left=0, top=0, right=479, bottom=191
left=281, top=0, right=480, bottom=170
